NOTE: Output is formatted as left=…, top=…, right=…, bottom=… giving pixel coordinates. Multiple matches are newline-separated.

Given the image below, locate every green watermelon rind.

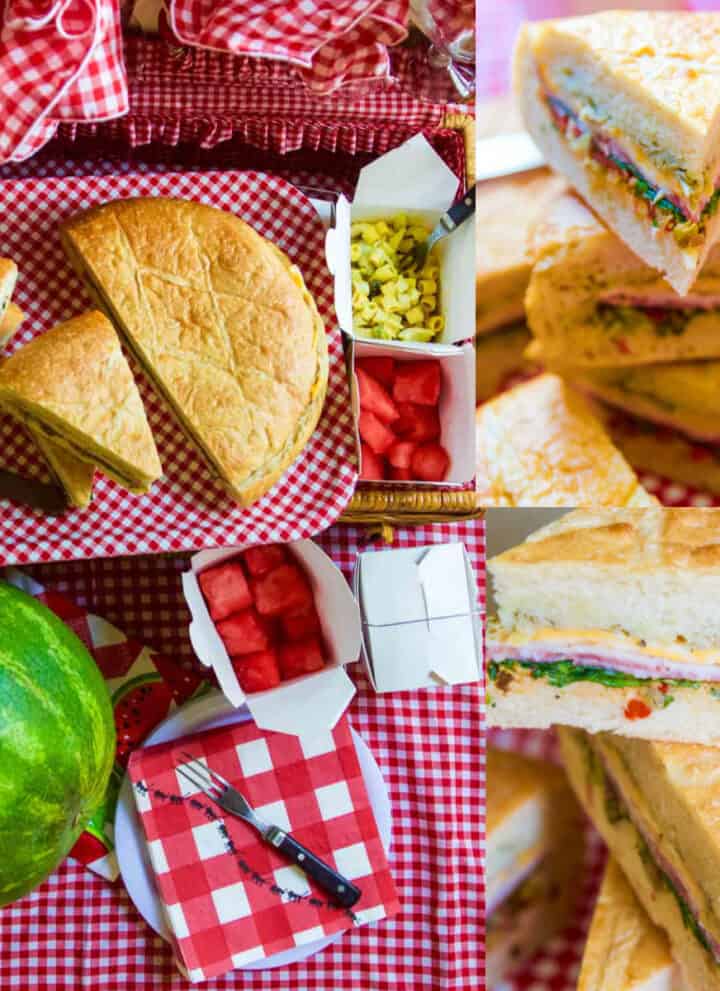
left=111, top=670, right=163, bottom=707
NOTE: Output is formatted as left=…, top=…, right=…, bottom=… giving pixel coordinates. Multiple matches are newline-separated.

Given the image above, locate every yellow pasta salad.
left=350, top=215, right=444, bottom=342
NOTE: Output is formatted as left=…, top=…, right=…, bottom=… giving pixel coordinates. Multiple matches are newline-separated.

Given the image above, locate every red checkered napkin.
left=0, top=169, right=357, bottom=565
left=168, top=0, right=409, bottom=93
left=0, top=0, right=128, bottom=163
left=128, top=716, right=399, bottom=981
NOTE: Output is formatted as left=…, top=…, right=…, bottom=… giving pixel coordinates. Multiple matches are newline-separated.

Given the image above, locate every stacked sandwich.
left=476, top=10, right=720, bottom=502
left=486, top=507, right=720, bottom=990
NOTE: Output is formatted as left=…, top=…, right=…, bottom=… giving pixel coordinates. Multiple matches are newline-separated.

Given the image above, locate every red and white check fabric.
left=488, top=728, right=606, bottom=991
left=0, top=519, right=484, bottom=990
left=0, top=169, right=357, bottom=565
left=129, top=715, right=401, bottom=980
left=166, top=0, right=409, bottom=94
left=0, top=0, right=128, bottom=162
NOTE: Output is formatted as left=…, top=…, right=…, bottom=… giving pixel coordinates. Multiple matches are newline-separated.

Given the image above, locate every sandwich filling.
left=543, top=92, right=720, bottom=245
left=579, top=736, right=720, bottom=965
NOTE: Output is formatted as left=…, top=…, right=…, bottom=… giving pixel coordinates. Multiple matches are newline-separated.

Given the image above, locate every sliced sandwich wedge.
left=559, top=728, right=720, bottom=991
left=579, top=857, right=684, bottom=991
left=515, top=12, right=720, bottom=295
left=0, top=260, right=18, bottom=326
left=0, top=310, right=162, bottom=494
left=28, top=426, right=95, bottom=508
left=475, top=372, right=656, bottom=507
left=0, top=302, right=24, bottom=348
left=526, top=192, right=720, bottom=368
left=487, top=747, right=584, bottom=989
left=487, top=508, right=720, bottom=744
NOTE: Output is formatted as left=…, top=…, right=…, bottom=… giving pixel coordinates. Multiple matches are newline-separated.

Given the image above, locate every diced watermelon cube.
left=390, top=466, right=412, bottom=481
left=360, top=443, right=386, bottom=480
left=359, top=409, right=395, bottom=454
left=232, top=650, right=281, bottom=693
left=356, top=356, right=395, bottom=390
left=199, top=562, right=252, bottom=621
left=411, top=443, right=450, bottom=482
left=387, top=440, right=416, bottom=469
left=252, top=564, right=313, bottom=617
left=242, top=544, right=287, bottom=577
left=281, top=606, right=322, bottom=641
left=217, top=609, right=270, bottom=655
left=355, top=368, right=399, bottom=424
left=394, top=402, right=441, bottom=442
left=278, top=637, right=325, bottom=680
left=393, top=360, right=441, bottom=406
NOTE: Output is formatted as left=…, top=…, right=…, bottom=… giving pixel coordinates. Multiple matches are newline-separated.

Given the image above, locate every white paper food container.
left=350, top=337, right=475, bottom=486
left=182, top=541, right=360, bottom=735
left=352, top=543, right=483, bottom=693
left=325, top=133, right=475, bottom=349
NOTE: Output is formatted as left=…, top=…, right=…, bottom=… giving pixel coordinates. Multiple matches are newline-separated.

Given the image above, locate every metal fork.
left=401, top=185, right=476, bottom=271
left=176, top=753, right=362, bottom=909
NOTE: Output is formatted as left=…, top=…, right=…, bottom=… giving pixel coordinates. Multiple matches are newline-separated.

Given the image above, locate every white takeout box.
left=182, top=541, right=361, bottom=735
left=352, top=543, right=483, bottom=693
left=325, top=133, right=475, bottom=348
left=350, top=337, right=476, bottom=485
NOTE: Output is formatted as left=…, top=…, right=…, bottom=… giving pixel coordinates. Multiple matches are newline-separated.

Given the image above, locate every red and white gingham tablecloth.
left=0, top=519, right=485, bottom=991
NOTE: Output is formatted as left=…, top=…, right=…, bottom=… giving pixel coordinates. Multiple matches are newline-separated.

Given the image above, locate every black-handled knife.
left=178, top=754, right=362, bottom=910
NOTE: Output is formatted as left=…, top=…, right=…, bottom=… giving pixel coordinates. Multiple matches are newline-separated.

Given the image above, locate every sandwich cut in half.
left=515, top=12, right=720, bottom=295
left=487, top=508, right=720, bottom=744
left=0, top=310, right=162, bottom=495
left=0, top=259, right=18, bottom=328
left=487, top=747, right=584, bottom=989
left=578, top=857, right=684, bottom=991
left=559, top=728, right=720, bottom=991
left=475, top=372, right=656, bottom=507
left=526, top=192, right=720, bottom=369
left=60, top=197, right=329, bottom=507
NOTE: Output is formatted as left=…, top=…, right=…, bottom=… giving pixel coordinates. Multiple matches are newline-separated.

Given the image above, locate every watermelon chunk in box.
left=252, top=564, right=313, bottom=617
left=357, top=356, right=395, bottom=390
left=217, top=609, right=270, bottom=654
left=198, top=562, right=252, bottom=621
left=393, top=360, right=441, bottom=406
left=360, top=443, right=385, bottom=481
left=387, top=440, right=415, bottom=469
left=281, top=605, right=322, bottom=641
left=394, top=402, right=441, bottom=443
left=242, top=544, right=287, bottom=577
left=232, top=650, right=281, bottom=693
left=355, top=368, right=399, bottom=424
left=359, top=409, right=395, bottom=455
left=411, top=443, right=450, bottom=482
left=278, top=637, right=325, bottom=680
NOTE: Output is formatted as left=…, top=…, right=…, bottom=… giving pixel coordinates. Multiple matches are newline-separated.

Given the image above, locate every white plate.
left=115, top=691, right=392, bottom=971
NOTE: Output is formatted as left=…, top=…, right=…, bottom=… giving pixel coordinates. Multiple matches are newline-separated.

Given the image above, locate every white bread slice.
left=514, top=14, right=720, bottom=294
left=579, top=858, right=683, bottom=991
left=559, top=727, right=720, bottom=991
left=489, top=508, right=720, bottom=650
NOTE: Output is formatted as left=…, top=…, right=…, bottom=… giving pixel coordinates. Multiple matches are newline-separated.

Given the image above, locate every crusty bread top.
left=60, top=197, right=327, bottom=504
left=522, top=12, right=720, bottom=176
left=578, top=857, right=674, bottom=991
left=0, top=310, right=161, bottom=486
left=495, top=508, right=720, bottom=572
left=475, top=373, right=654, bottom=507
left=487, top=747, right=571, bottom=837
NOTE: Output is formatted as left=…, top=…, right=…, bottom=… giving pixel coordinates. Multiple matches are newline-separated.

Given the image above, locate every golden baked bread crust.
left=497, top=507, right=720, bottom=571
left=578, top=857, right=675, bottom=991
left=60, top=197, right=329, bottom=506
left=29, top=425, right=95, bottom=508
left=0, top=310, right=161, bottom=491
left=475, top=373, right=653, bottom=507
left=0, top=301, right=23, bottom=347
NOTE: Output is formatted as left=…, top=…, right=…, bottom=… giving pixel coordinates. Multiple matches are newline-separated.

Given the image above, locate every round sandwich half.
left=60, top=197, right=329, bottom=507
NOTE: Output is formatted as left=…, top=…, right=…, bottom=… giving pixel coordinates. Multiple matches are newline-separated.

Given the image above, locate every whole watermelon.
left=0, top=583, right=115, bottom=906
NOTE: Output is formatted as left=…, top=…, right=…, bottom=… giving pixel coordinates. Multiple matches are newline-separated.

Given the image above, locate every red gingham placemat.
left=0, top=519, right=485, bottom=991
left=0, top=168, right=357, bottom=565
left=487, top=727, right=606, bottom=991
left=129, top=715, right=400, bottom=980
